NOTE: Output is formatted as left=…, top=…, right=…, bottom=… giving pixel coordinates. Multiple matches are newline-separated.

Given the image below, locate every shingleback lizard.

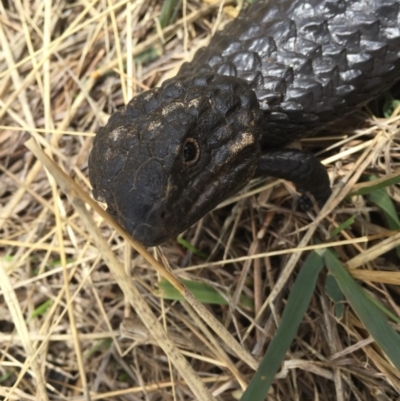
left=88, top=0, right=400, bottom=246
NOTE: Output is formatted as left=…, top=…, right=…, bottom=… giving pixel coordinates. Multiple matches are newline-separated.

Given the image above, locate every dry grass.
left=1, top=0, right=400, bottom=400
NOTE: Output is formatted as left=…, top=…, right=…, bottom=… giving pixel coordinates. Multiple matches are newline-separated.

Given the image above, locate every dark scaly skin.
left=89, top=0, right=400, bottom=246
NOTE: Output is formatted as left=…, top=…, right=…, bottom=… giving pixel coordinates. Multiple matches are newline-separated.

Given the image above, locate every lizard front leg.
left=256, top=148, right=331, bottom=207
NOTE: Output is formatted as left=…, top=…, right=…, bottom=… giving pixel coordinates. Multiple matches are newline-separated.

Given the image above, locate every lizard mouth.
left=123, top=170, right=231, bottom=246
left=132, top=223, right=171, bottom=247
left=127, top=138, right=260, bottom=246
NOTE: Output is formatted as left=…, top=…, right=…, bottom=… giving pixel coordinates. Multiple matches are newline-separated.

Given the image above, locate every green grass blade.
left=134, top=45, right=163, bottom=65
left=177, top=237, right=208, bottom=259
left=240, top=251, right=324, bottom=401
left=325, top=273, right=344, bottom=318
left=383, top=96, right=400, bottom=118
left=367, top=175, right=400, bottom=257
left=29, top=299, right=52, bottom=320
left=365, top=291, right=400, bottom=324
left=323, top=249, right=400, bottom=370
left=0, top=371, right=13, bottom=384
left=367, top=179, right=400, bottom=231
left=349, top=172, right=400, bottom=197
left=156, top=279, right=254, bottom=309
left=159, top=0, right=181, bottom=28
left=330, top=215, right=356, bottom=237
left=84, top=338, right=112, bottom=358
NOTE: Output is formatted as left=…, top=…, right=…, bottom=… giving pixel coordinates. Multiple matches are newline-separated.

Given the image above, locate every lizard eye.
left=182, top=138, right=200, bottom=166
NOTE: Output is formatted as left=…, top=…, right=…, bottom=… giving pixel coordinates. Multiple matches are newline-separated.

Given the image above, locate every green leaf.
left=30, top=299, right=52, bottom=320
left=330, top=215, right=356, bottom=237
left=323, top=249, right=400, bottom=370
left=134, top=45, right=163, bottom=65
left=367, top=175, right=400, bottom=257
left=159, top=0, right=181, bottom=28
left=367, top=178, right=400, bottom=231
left=382, top=97, right=400, bottom=118
left=365, top=292, right=400, bottom=325
left=0, top=371, right=13, bottom=383
left=240, top=251, right=324, bottom=401
left=156, top=279, right=253, bottom=309
left=349, top=172, right=400, bottom=197
left=84, top=338, right=113, bottom=358
left=117, top=372, right=130, bottom=382
left=177, top=237, right=208, bottom=259
left=47, top=258, right=74, bottom=268
left=325, top=273, right=345, bottom=318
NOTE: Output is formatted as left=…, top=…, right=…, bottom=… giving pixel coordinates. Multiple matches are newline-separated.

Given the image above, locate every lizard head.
left=89, top=73, right=262, bottom=246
